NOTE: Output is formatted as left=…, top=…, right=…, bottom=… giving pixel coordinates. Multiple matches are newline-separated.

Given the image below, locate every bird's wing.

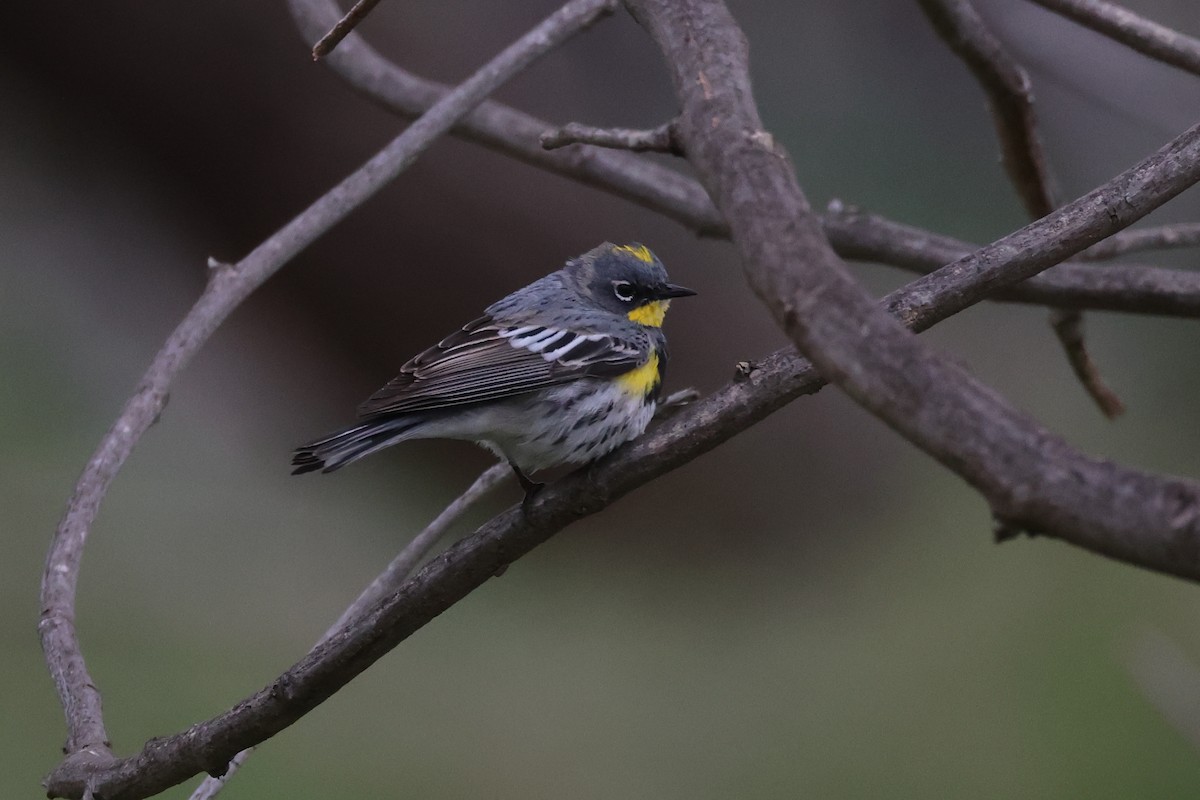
left=356, top=316, right=646, bottom=417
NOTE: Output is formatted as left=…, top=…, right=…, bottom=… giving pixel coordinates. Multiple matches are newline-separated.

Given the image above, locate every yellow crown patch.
left=613, top=244, right=654, bottom=264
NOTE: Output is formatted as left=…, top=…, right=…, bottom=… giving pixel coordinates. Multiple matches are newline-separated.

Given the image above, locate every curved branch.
left=39, top=0, right=617, bottom=777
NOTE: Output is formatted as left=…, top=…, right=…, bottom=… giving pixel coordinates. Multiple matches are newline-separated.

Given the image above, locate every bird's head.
left=570, top=242, right=696, bottom=327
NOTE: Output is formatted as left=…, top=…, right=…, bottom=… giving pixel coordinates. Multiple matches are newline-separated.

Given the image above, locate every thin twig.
left=540, top=120, right=682, bottom=154
left=1028, top=0, right=1200, bottom=77
left=823, top=207, right=1200, bottom=317
left=917, top=0, right=1056, bottom=218
left=1081, top=222, right=1200, bottom=259
left=311, top=0, right=386, bottom=60
left=1049, top=309, right=1126, bottom=418
left=918, top=0, right=1124, bottom=417
left=188, top=462, right=511, bottom=800
left=39, top=0, right=617, bottom=784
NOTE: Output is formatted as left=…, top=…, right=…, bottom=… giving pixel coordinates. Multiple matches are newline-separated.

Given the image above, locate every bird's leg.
left=509, top=461, right=544, bottom=511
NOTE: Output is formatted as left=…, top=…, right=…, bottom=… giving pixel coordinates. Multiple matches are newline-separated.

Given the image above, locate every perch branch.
left=39, top=0, right=616, bottom=779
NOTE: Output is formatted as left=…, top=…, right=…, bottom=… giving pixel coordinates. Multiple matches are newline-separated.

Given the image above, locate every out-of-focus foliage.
left=5, top=1, right=1200, bottom=797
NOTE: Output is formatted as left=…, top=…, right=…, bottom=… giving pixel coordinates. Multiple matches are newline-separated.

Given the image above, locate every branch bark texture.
left=625, top=0, right=1200, bottom=567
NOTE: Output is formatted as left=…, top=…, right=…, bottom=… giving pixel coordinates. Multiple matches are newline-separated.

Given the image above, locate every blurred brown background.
left=6, top=1, right=1200, bottom=797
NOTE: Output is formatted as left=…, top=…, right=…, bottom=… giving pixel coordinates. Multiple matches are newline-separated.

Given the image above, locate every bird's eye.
left=612, top=281, right=636, bottom=302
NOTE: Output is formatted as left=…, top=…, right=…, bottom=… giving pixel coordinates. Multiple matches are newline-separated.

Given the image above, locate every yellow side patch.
left=614, top=243, right=654, bottom=263
left=616, top=351, right=662, bottom=397
left=627, top=299, right=670, bottom=327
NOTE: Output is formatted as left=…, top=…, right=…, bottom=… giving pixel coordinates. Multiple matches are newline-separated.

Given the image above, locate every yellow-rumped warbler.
left=292, top=242, right=695, bottom=493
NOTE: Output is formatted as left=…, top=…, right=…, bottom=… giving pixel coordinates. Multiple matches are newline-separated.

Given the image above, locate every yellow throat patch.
left=613, top=244, right=654, bottom=263
left=626, top=300, right=670, bottom=327
left=616, top=350, right=662, bottom=398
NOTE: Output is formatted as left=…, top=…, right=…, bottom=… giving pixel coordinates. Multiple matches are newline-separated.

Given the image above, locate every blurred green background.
left=6, top=0, right=1200, bottom=797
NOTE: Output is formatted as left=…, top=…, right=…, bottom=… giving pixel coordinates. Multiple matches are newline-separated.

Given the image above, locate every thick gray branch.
left=626, top=0, right=1200, bottom=567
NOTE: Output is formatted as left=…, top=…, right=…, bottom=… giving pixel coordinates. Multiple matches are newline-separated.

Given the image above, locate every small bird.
left=292, top=242, right=695, bottom=495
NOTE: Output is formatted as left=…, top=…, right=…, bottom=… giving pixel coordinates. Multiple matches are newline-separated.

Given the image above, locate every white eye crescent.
left=612, top=281, right=635, bottom=302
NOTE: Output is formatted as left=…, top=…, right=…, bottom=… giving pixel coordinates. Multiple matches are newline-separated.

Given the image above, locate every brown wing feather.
left=356, top=316, right=644, bottom=418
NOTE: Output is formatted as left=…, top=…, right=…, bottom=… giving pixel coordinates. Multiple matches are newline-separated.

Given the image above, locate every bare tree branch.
left=287, top=0, right=726, bottom=235
left=39, top=0, right=618, bottom=787
left=287, top=0, right=1200, bottom=319
left=1028, top=0, right=1200, bottom=77
left=1048, top=309, right=1126, bottom=417
left=825, top=208, right=1200, bottom=317
left=826, top=208, right=1200, bottom=316
left=917, top=0, right=1056, bottom=217
left=918, top=0, right=1126, bottom=417
left=310, top=0, right=386, bottom=60
left=540, top=120, right=682, bottom=154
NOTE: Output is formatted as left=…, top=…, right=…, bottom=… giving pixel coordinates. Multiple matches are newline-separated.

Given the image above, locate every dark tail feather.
left=291, top=416, right=423, bottom=475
